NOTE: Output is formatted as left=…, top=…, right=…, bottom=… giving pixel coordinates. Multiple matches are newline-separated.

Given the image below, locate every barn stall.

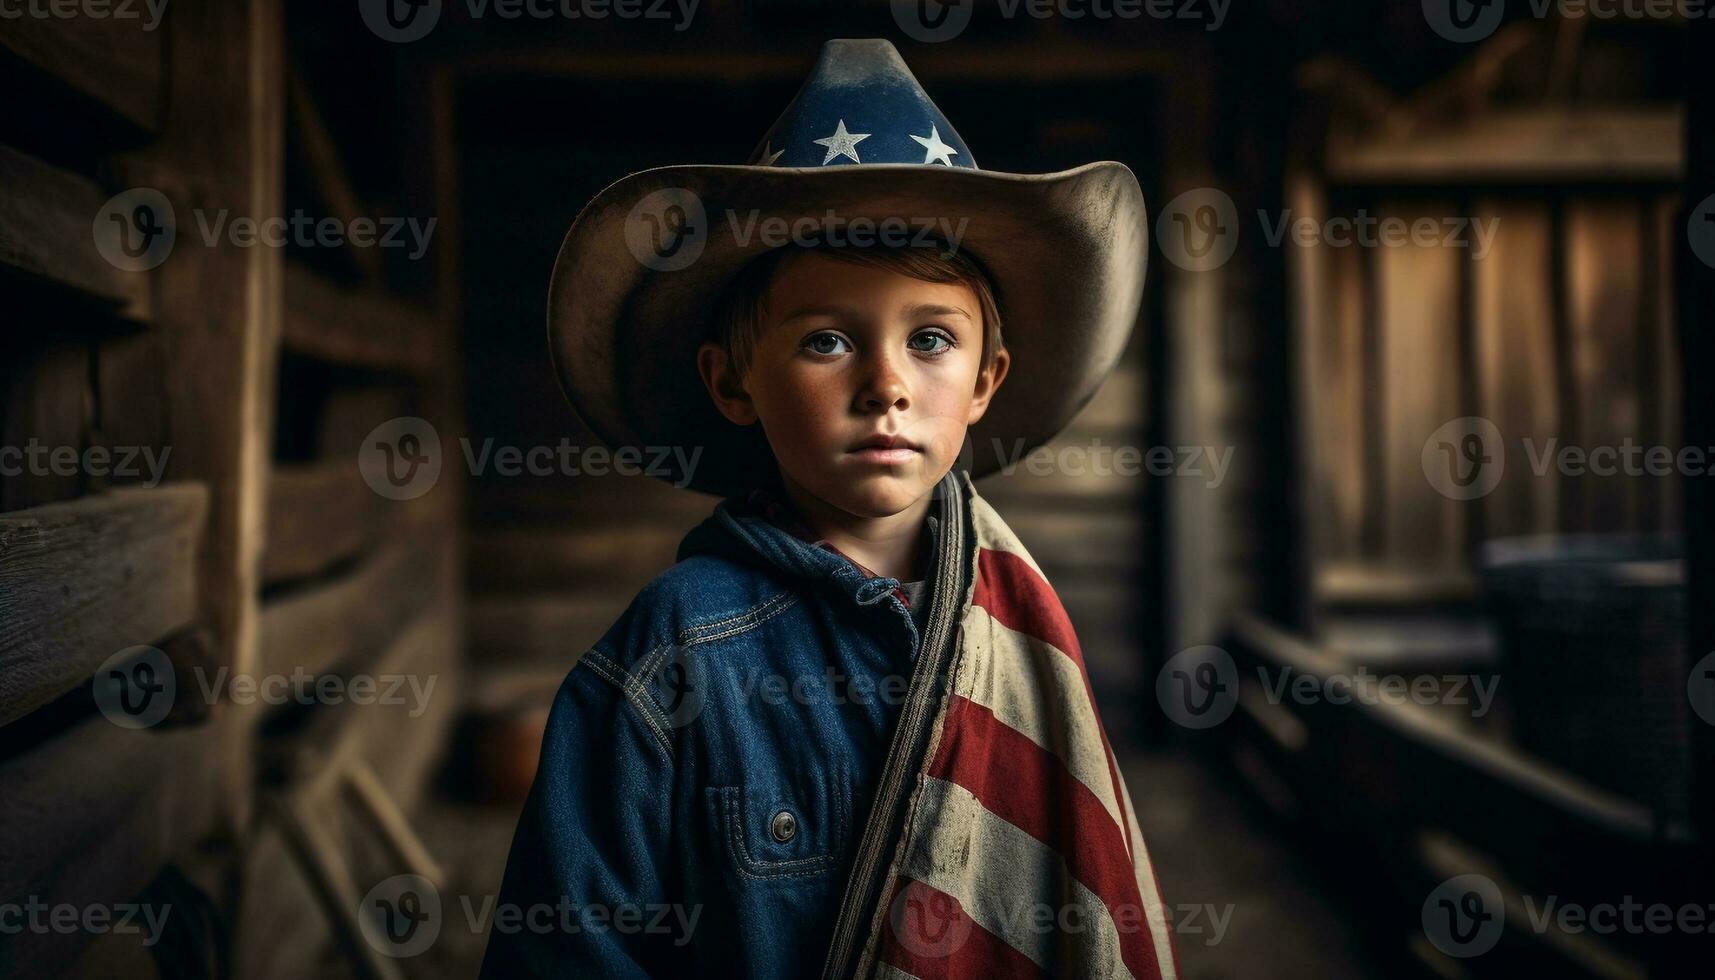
left=0, top=3, right=1710, bottom=978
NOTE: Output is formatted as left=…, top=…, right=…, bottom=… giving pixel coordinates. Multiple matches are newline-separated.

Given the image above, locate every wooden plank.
left=1295, top=196, right=1370, bottom=565
left=91, top=329, right=169, bottom=488
left=469, top=594, right=630, bottom=665
left=285, top=63, right=384, bottom=284
left=1652, top=194, right=1682, bottom=532
left=1229, top=613, right=1674, bottom=904
left=246, top=599, right=460, bottom=980
left=271, top=604, right=462, bottom=807
left=470, top=476, right=715, bottom=527
left=268, top=793, right=407, bottom=980
left=469, top=524, right=684, bottom=595
left=975, top=428, right=1157, bottom=502
left=1565, top=201, right=1644, bottom=533
left=259, top=534, right=445, bottom=681
left=108, top=0, right=286, bottom=834
left=1003, top=508, right=1145, bottom=574
left=0, top=4, right=164, bottom=132
left=315, top=384, right=415, bottom=460
left=0, top=485, right=206, bottom=726
left=235, top=826, right=335, bottom=980
left=283, top=262, right=437, bottom=375
left=0, top=711, right=234, bottom=977
left=263, top=461, right=377, bottom=586
left=1376, top=200, right=1466, bottom=569
left=1315, top=561, right=1476, bottom=610
left=1327, top=109, right=1683, bottom=185
left=1, top=340, right=93, bottom=512
left=1473, top=199, right=1559, bottom=539
left=0, top=145, right=151, bottom=314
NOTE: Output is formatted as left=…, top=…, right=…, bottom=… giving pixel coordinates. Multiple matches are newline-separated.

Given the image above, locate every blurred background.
left=1, top=1, right=1710, bottom=977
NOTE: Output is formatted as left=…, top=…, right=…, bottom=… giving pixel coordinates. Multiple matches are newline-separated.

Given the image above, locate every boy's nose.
left=856, top=359, right=910, bottom=412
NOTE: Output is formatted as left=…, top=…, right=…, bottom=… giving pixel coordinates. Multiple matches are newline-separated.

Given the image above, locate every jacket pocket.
left=708, top=761, right=851, bottom=881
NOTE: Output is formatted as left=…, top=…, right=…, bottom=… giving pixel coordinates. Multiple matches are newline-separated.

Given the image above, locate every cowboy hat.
left=547, top=38, right=1147, bottom=496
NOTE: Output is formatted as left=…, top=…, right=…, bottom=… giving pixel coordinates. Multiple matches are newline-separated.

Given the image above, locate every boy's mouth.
left=848, top=432, right=922, bottom=465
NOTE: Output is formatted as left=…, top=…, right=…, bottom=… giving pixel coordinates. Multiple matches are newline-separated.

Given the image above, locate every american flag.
left=862, top=494, right=1181, bottom=980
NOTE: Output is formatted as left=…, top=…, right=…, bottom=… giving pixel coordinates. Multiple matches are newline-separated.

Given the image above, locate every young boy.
left=482, top=39, right=1178, bottom=980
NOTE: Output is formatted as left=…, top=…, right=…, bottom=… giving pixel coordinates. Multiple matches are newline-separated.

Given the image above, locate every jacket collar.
left=675, top=471, right=956, bottom=608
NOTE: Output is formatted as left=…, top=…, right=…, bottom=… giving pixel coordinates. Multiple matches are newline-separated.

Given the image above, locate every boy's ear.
left=964, top=346, right=1011, bottom=425
left=696, top=341, right=758, bottom=425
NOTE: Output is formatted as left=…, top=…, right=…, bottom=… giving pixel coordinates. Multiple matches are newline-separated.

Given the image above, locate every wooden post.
left=109, top=0, right=284, bottom=833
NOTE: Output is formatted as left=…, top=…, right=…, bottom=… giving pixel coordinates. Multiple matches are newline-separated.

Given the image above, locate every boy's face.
left=699, top=251, right=1010, bottom=520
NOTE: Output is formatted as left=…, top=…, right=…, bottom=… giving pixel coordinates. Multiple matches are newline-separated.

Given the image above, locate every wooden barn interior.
left=0, top=2, right=1710, bottom=977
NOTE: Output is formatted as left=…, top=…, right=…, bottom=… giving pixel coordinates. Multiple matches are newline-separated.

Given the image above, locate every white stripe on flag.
left=957, top=603, right=1126, bottom=833
left=903, top=776, right=1140, bottom=980
left=968, top=495, right=1044, bottom=578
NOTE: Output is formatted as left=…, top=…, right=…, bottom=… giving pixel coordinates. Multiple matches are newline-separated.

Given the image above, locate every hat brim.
left=546, top=161, right=1147, bottom=496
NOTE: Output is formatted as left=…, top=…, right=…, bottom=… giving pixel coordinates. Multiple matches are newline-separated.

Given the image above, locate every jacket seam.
left=678, top=592, right=798, bottom=646
left=580, top=648, right=675, bottom=763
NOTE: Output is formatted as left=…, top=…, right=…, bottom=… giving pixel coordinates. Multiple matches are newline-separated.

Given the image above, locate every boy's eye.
left=803, top=332, right=852, bottom=356
left=908, top=330, right=954, bottom=354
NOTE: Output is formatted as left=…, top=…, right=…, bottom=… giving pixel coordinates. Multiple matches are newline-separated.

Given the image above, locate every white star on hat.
left=910, top=125, right=959, bottom=166
left=756, top=141, right=785, bottom=166
left=813, top=120, right=870, bottom=165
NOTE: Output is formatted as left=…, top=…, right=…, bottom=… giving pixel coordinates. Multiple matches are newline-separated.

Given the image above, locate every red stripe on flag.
left=928, top=695, right=1167, bottom=980
left=874, top=875, right=1047, bottom=980
left=972, top=547, right=1137, bottom=864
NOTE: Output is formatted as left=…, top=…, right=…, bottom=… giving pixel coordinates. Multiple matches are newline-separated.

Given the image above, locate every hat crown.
left=748, top=39, right=977, bottom=171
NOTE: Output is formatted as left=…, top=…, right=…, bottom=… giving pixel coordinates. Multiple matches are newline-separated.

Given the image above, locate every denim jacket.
left=479, top=482, right=945, bottom=978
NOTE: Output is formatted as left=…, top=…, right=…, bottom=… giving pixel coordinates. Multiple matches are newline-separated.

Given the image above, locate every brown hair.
left=712, top=242, right=1005, bottom=381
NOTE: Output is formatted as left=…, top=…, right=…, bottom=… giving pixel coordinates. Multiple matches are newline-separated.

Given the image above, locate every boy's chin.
left=822, top=471, right=943, bottom=520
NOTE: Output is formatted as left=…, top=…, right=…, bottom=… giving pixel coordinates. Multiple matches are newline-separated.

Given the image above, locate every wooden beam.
left=106, top=0, right=286, bottom=835
left=0, top=485, right=206, bottom=726
left=1229, top=613, right=1677, bottom=907
left=468, top=525, right=683, bottom=595
left=0, top=144, right=151, bottom=316
left=259, top=533, right=446, bottom=682
left=262, top=461, right=377, bottom=586
left=0, top=711, right=235, bottom=977
left=264, top=602, right=462, bottom=808
left=451, top=41, right=1175, bottom=83
left=469, top=594, right=629, bottom=665
left=285, top=60, right=383, bottom=285
left=1327, top=109, right=1684, bottom=185
left=283, top=262, right=438, bottom=375
left=0, top=5, right=163, bottom=132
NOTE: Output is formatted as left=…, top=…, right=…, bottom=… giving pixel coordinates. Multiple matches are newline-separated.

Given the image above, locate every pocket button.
left=770, top=809, right=798, bottom=843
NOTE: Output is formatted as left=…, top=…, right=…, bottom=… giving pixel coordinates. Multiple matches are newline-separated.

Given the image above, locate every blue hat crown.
left=748, top=39, right=977, bottom=171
